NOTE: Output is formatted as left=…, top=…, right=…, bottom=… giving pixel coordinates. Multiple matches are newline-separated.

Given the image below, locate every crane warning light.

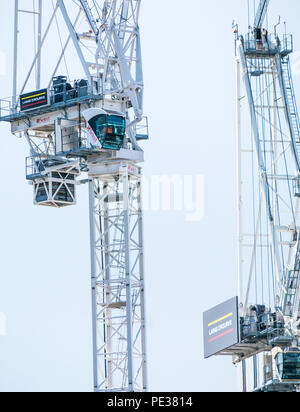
left=203, top=297, right=240, bottom=359
left=20, top=88, right=49, bottom=112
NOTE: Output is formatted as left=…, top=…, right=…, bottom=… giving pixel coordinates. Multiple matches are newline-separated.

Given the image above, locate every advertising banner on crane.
left=20, top=88, right=49, bottom=112
left=203, top=297, right=240, bottom=359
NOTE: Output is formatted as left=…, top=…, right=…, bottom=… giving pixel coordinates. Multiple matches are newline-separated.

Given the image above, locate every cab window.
left=107, top=115, right=126, bottom=136
left=89, top=114, right=107, bottom=140
left=276, top=353, right=300, bottom=380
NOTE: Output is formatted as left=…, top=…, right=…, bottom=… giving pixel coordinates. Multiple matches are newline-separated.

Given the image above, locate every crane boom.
left=254, top=0, right=270, bottom=29
left=79, top=0, right=99, bottom=35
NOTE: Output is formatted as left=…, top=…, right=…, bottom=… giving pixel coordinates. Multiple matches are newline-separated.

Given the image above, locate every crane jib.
left=254, top=0, right=270, bottom=29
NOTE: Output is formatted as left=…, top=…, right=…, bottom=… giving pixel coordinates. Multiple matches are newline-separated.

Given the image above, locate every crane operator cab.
left=271, top=348, right=300, bottom=385
left=83, top=108, right=126, bottom=151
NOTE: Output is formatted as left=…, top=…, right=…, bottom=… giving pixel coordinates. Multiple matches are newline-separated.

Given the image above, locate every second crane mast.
left=204, top=0, right=300, bottom=393
left=1, top=0, right=149, bottom=392
left=235, top=0, right=300, bottom=392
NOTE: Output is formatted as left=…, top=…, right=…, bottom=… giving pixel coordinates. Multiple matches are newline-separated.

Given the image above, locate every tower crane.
left=0, top=0, right=149, bottom=392
left=204, top=0, right=300, bottom=392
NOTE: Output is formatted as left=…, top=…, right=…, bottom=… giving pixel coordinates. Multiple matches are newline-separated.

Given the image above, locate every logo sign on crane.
left=20, top=88, right=49, bottom=112
left=203, top=297, right=240, bottom=359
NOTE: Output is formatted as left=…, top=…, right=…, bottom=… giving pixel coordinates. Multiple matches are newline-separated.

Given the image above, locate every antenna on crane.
left=204, top=0, right=300, bottom=392
left=0, top=0, right=149, bottom=392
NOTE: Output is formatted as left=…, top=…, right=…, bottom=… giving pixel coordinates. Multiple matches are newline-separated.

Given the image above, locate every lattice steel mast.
left=0, top=0, right=148, bottom=392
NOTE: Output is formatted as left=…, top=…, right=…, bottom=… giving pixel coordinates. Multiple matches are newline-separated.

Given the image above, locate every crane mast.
left=0, top=0, right=148, bottom=392
left=235, top=0, right=300, bottom=392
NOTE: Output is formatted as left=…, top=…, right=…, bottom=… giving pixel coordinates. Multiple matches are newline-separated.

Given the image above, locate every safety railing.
left=135, top=116, right=149, bottom=141
left=240, top=308, right=288, bottom=345
left=49, top=76, right=99, bottom=105
left=26, top=156, right=68, bottom=179
left=0, top=97, right=16, bottom=118
left=26, top=156, right=46, bottom=179
left=243, top=33, right=293, bottom=56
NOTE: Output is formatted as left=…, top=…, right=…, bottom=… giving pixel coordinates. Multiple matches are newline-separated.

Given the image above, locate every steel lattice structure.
left=0, top=0, right=148, bottom=392
left=235, top=0, right=300, bottom=392
left=237, top=36, right=300, bottom=324
left=88, top=163, right=147, bottom=392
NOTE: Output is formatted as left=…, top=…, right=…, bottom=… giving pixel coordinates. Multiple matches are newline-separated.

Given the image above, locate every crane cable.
left=251, top=101, right=259, bottom=304
left=264, top=55, right=278, bottom=306
left=264, top=60, right=279, bottom=308
left=51, top=0, right=71, bottom=81
left=33, top=0, right=37, bottom=82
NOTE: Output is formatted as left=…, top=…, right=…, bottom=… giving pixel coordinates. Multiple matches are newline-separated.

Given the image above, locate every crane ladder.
left=79, top=0, right=99, bottom=35
left=283, top=241, right=300, bottom=317
left=281, top=57, right=300, bottom=164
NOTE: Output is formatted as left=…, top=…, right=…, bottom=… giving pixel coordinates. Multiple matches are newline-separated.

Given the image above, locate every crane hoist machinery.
left=0, top=0, right=149, bottom=392
left=203, top=0, right=300, bottom=392
left=83, top=108, right=126, bottom=151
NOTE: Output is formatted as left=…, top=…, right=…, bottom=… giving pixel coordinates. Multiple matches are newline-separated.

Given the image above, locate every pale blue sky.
left=0, top=0, right=300, bottom=392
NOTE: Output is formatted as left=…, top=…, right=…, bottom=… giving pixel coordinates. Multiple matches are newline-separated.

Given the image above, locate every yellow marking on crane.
left=208, top=313, right=233, bottom=327
left=21, top=92, right=46, bottom=100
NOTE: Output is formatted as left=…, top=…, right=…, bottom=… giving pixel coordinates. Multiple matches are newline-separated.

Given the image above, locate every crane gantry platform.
left=0, top=0, right=149, bottom=392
